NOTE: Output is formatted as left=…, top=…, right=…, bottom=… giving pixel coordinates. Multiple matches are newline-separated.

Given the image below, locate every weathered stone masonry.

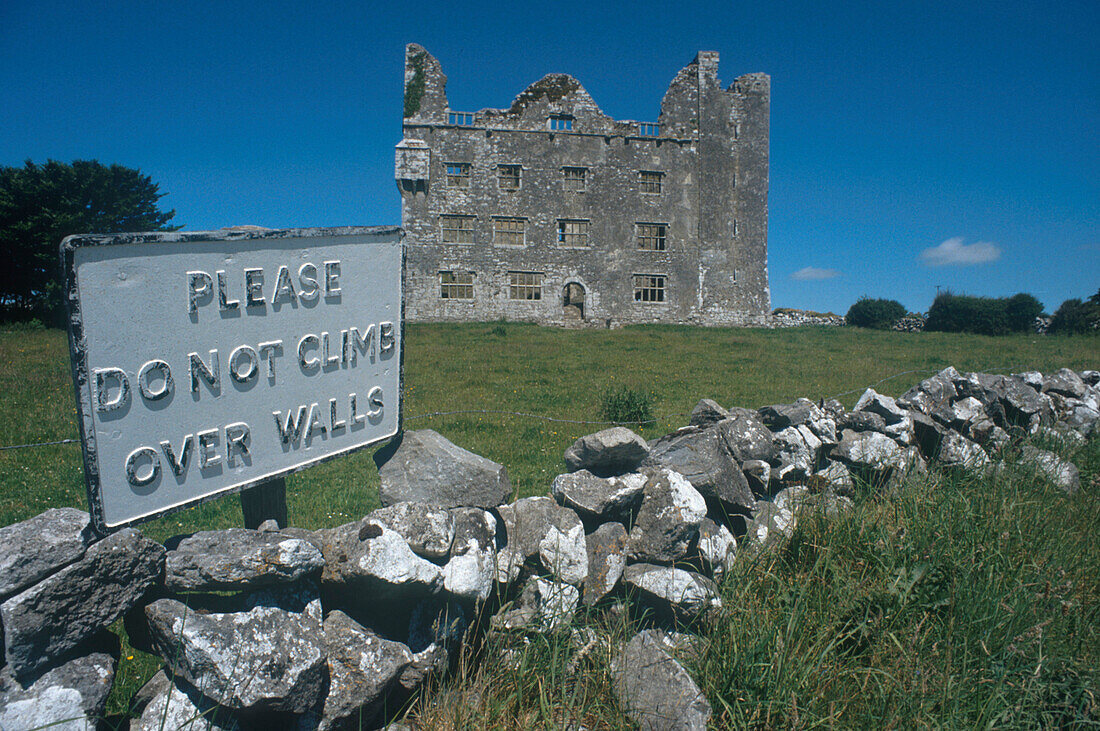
left=395, top=44, right=771, bottom=327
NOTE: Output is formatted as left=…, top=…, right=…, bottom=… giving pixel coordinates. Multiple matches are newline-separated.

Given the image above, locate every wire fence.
left=1, top=364, right=1052, bottom=453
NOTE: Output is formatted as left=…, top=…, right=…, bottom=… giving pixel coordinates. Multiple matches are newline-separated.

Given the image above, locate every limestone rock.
left=910, top=411, right=945, bottom=461
left=741, top=459, right=771, bottom=495
left=550, top=469, right=646, bottom=521
left=831, top=429, right=905, bottom=471
left=321, top=520, right=443, bottom=605
left=897, top=367, right=959, bottom=414
left=771, top=425, right=822, bottom=477
left=643, top=426, right=754, bottom=512
left=563, top=427, right=649, bottom=476
left=582, top=522, right=628, bottom=606
left=144, top=597, right=326, bottom=714
left=366, top=502, right=455, bottom=560
left=165, top=528, right=324, bottom=592
left=490, top=577, right=579, bottom=632
left=854, top=388, right=908, bottom=425
left=688, top=398, right=729, bottom=427
left=0, top=507, right=95, bottom=601
left=495, top=497, right=587, bottom=585
left=1043, top=368, right=1088, bottom=399
left=442, top=508, right=497, bottom=602
left=1020, top=445, right=1081, bottom=493
left=320, top=610, right=413, bottom=731
left=813, top=460, right=855, bottom=495
left=743, top=500, right=797, bottom=553
left=623, top=564, right=721, bottom=622
left=1, top=528, right=164, bottom=679
left=611, top=630, right=711, bottom=731
left=840, top=410, right=887, bottom=434
left=374, top=429, right=511, bottom=508
left=758, top=399, right=814, bottom=430
left=0, top=632, right=117, bottom=731
left=936, top=432, right=990, bottom=468
left=696, top=518, right=737, bottom=582
left=627, top=469, right=708, bottom=564
left=719, top=407, right=777, bottom=462
left=132, top=671, right=239, bottom=731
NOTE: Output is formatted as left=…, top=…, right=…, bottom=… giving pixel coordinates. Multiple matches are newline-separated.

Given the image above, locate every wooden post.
left=240, top=478, right=288, bottom=529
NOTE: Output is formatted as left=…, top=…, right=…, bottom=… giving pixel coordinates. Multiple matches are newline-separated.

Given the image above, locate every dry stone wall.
left=1, top=367, right=1097, bottom=728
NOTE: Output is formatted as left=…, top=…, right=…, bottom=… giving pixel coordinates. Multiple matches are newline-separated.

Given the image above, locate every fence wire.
left=0, top=364, right=1054, bottom=452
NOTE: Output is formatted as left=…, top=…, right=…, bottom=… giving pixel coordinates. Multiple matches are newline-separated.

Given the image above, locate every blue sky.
left=2, top=0, right=1097, bottom=315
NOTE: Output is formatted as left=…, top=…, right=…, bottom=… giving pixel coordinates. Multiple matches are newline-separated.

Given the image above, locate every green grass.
left=0, top=323, right=1096, bottom=726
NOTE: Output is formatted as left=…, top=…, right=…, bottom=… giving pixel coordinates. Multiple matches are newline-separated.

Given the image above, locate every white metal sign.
left=62, top=227, right=404, bottom=531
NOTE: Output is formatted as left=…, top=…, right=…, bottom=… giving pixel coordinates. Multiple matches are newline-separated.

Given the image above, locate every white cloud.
left=920, top=237, right=1001, bottom=267
left=791, top=266, right=839, bottom=281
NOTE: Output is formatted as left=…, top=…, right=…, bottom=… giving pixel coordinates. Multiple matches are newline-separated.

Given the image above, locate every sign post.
left=61, top=226, right=404, bottom=533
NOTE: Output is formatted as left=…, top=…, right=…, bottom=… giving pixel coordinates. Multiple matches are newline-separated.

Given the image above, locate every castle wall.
left=396, top=44, right=770, bottom=327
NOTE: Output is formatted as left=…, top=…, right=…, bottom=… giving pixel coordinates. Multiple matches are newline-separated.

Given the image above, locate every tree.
left=1005, top=292, right=1043, bottom=332
left=845, top=297, right=907, bottom=329
left=1049, top=289, right=1100, bottom=335
left=0, top=159, right=179, bottom=322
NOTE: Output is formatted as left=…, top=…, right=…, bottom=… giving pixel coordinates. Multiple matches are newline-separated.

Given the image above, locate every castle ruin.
left=395, top=44, right=770, bottom=326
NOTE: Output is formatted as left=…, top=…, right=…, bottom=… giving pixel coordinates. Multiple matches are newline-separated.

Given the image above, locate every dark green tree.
left=845, top=297, right=907, bottom=329
left=0, top=159, right=179, bottom=322
left=1005, top=292, right=1044, bottom=332
left=1049, top=289, right=1100, bottom=334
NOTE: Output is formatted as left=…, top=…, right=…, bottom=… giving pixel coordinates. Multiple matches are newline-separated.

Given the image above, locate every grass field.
left=0, top=323, right=1096, bottom=726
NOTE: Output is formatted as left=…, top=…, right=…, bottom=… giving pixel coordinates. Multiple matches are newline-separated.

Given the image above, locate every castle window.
left=638, top=123, right=660, bottom=137
left=633, top=274, right=666, bottom=303
left=557, top=219, right=591, bottom=248
left=439, top=271, right=474, bottom=299
left=439, top=215, right=475, bottom=244
left=636, top=223, right=668, bottom=251
left=508, top=271, right=543, bottom=300
left=498, top=165, right=521, bottom=190
left=448, top=111, right=475, bottom=126
left=493, top=217, right=526, bottom=247
left=549, top=114, right=574, bottom=131
left=562, top=167, right=587, bottom=192
left=445, top=163, right=471, bottom=188
left=639, top=171, right=664, bottom=194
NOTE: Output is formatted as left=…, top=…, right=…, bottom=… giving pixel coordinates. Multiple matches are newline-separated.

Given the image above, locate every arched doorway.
left=563, top=282, right=585, bottom=323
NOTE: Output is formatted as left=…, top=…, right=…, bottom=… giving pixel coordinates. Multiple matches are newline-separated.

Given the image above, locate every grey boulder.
left=1020, top=445, right=1081, bottom=493
left=611, top=630, right=711, bottom=731
left=623, top=564, right=721, bottom=622
left=366, top=502, right=455, bottom=560
left=131, top=671, right=239, bottom=730
left=688, top=398, right=729, bottom=427
left=854, top=388, right=908, bottom=425
left=550, top=469, right=646, bottom=521
left=1043, top=368, right=1088, bottom=399
left=375, top=429, right=512, bottom=508
left=719, top=407, right=777, bottom=462
left=165, top=528, right=324, bottom=592
left=696, top=518, right=737, bottom=582
left=495, top=497, right=587, bottom=586
left=936, top=432, right=990, bottom=468
left=1, top=528, right=164, bottom=679
left=644, top=426, right=754, bottom=512
left=757, top=400, right=814, bottom=429
left=441, top=508, right=497, bottom=603
left=627, top=469, right=708, bottom=564
left=0, top=507, right=95, bottom=601
left=321, top=520, right=443, bottom=605
left=563, top=427, right=650, bottom=476
left=583, top=521, right=629, bottom=606
left=0, top=632, right=117, bottom=731
left=320, top=610, right=413, bottom=731
left=144, top=596, right=326, bottom=714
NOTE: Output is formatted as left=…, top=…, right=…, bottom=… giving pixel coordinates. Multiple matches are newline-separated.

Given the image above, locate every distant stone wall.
left=766, top=308, right=846, bottom=328
left=2, top=367, right=1097, bottom=728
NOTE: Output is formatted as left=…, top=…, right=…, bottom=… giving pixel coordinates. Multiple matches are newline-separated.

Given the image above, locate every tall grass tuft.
left=599, top=385, right=656, bottom=426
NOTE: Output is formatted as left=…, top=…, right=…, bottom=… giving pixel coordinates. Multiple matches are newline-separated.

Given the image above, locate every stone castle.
left=395, top=43, right=770, bottom=326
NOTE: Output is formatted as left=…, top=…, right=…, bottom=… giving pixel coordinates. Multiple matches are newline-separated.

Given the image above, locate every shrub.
left=599, top=385, right=655, bottom=425
left=1049, top=290, right=1100, bottom=334
left=924, top=291, right=1010, bottom=336
left=845, top=297, right=907, bottom=329
left=1005, top=293, right=1044, bottom=332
